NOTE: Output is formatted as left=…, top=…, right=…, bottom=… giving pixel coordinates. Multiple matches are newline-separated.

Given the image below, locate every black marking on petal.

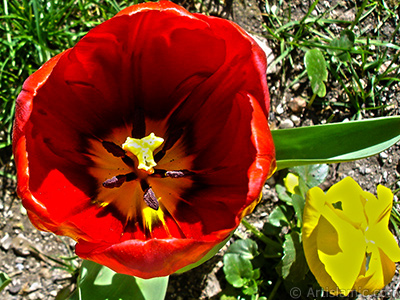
left=154, top=128, right=184, bottom=163
left=140, top=179, right=150, bottom=192
left=143, top=187, right=159, bottom=210
left=126, top=172, right=138, bottom=182
left=132, top=107, right=146, bottom=139
left=103, top=175, right=126, bottom=188
left=122, top=155, right=136, bottom=168
left=102, top=141, right=125, bottom=157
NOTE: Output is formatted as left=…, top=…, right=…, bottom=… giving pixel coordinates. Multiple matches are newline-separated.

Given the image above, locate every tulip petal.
left=13, top=1, right=275, bottom=278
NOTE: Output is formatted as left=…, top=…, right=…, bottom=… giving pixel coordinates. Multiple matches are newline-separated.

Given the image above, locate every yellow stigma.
left=122, top=133, right=164, bottom=173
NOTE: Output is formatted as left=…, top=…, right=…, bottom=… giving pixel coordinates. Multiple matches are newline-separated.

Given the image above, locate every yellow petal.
left=325, top=177, right=366, bottom=227
left=364, top=185, right=391, bottom=226
left=354, top=245, right=396, bottom=294
left=303, top=187, right=343, bottom=295
left=317, top=205, right=366, bottom=294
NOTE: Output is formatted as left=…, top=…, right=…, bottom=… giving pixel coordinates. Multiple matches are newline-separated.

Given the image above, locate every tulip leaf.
left=0, top=272, right=11, bottom=292
left=70, top=260, right=168, bottom=300
left=226, top=239, right=259, bottom=260
left=273, top=116, right=400, bottom=170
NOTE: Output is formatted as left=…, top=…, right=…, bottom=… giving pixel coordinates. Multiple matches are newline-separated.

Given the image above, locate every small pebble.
left=280, top=119, right=294, bottom=129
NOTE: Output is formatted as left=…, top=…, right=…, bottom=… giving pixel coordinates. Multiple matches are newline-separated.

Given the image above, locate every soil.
left=1, top=0, right=399, bottom=299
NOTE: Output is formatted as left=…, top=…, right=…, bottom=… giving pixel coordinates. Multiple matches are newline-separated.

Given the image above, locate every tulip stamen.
left=102, top=172, right=137, bottom=188
left=143, top=187, right=160, bottom=211
left=140, top=180, right=159, bottom=210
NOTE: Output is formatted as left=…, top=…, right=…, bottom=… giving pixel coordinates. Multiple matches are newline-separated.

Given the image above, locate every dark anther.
left=155, top=128, right=184, bottom=163
left=132, top=107, right=146, bottom=139
left=102, top=141, right=126, bottom=157
left=143, top=187, right=159, bottom=210
left=165, top=170, right=193, bottom=178
left=103, top=175, right=127, bottom=188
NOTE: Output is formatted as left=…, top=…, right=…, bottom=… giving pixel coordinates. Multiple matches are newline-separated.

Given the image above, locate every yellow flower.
left=284, top=173, right=300, bottom=194
left=303, top=177, right=400, bottom=296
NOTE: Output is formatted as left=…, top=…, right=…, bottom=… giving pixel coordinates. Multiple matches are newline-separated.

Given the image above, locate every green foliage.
left=263, top=0, right=400, bottom=117
left=222, top=239, right=265, bottom=299
left=0, top=272, right=11, bottom=292
left=221, top=165, right=330, bottom=300
left=0, top=0, right=143, bottom=165
left=305, top=49, right=328, bottom=98
left=273, top=116, right=400, bottom=170
left=69, top=260, right=168, bottom=300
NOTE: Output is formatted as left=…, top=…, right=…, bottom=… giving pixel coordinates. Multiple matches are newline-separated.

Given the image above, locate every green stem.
left=241, top=219, right=282, bottom=250
left=307, top=93, right=317, bottom=108
left=268, top=277, right=282, bottom=300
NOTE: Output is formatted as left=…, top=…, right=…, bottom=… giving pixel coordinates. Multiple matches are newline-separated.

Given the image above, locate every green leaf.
left=276, top=232, right=308, bottom=281
left=242, top=279, right=258, bottom=295
left=268, top=205, right=290, bottom=227
left=292, top=164, right=329, bottom=189
left=305, top=49, right=328, bottom=97
left=275, top=184, right=292, bottom=203
left=273, top=116, right=400, bottom=170
left=328, top=30, right=355, bottom=62
left=0, top=272, right=11, bottom=292
left=291, top=194, right=305, bottom=226
left=70, top=260, right=168, bottom=300
left=223, top=254, right=254, bottom=288
left=226, top=239, right=259, bottom=260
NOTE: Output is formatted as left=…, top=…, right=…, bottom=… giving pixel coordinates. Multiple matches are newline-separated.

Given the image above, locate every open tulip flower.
left=13, top=1, right=275, bottom=278
left=303, top=177, right=400, bottom=295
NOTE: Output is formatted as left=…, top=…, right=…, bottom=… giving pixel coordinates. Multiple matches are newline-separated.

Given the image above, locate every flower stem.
left=268, top=277, right=282, bottom=300
left=241, top=219, right=282, bottom=250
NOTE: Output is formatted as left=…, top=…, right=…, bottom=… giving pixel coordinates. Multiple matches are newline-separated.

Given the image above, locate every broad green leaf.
left=276, top=232, right=308, bottom=281
left=273, top=116, right=400, bottom=170
left=242, top=279, right=258, bottom=295
left=268, top=205, right=290, bottom=227
left=275, top=184, right=292, bottom=203
left=223, top=254, right=254, bottom=288
left=70, top=260, right=168, bottom=300
left=292, top=194, right=305, bottom=226
left=305, top=49, right=328, bottom=97
left=226, top=239, right=259, bottom=260
left=328, top=30, right=355, bottom=62
left=291, top=164, right=329, bottom=189
left=0, top=272, right=11, bottom=292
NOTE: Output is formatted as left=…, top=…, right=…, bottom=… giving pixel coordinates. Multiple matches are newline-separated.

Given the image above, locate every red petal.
left=75, top=236, right=228, bottom=278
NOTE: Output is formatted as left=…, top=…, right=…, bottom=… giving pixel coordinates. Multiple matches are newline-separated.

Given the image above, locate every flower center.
left=122, top=133, right=164, bottom=174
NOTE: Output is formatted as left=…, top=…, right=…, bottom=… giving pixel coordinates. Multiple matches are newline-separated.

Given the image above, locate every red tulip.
left=13, top=1, right=275, bottom=278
